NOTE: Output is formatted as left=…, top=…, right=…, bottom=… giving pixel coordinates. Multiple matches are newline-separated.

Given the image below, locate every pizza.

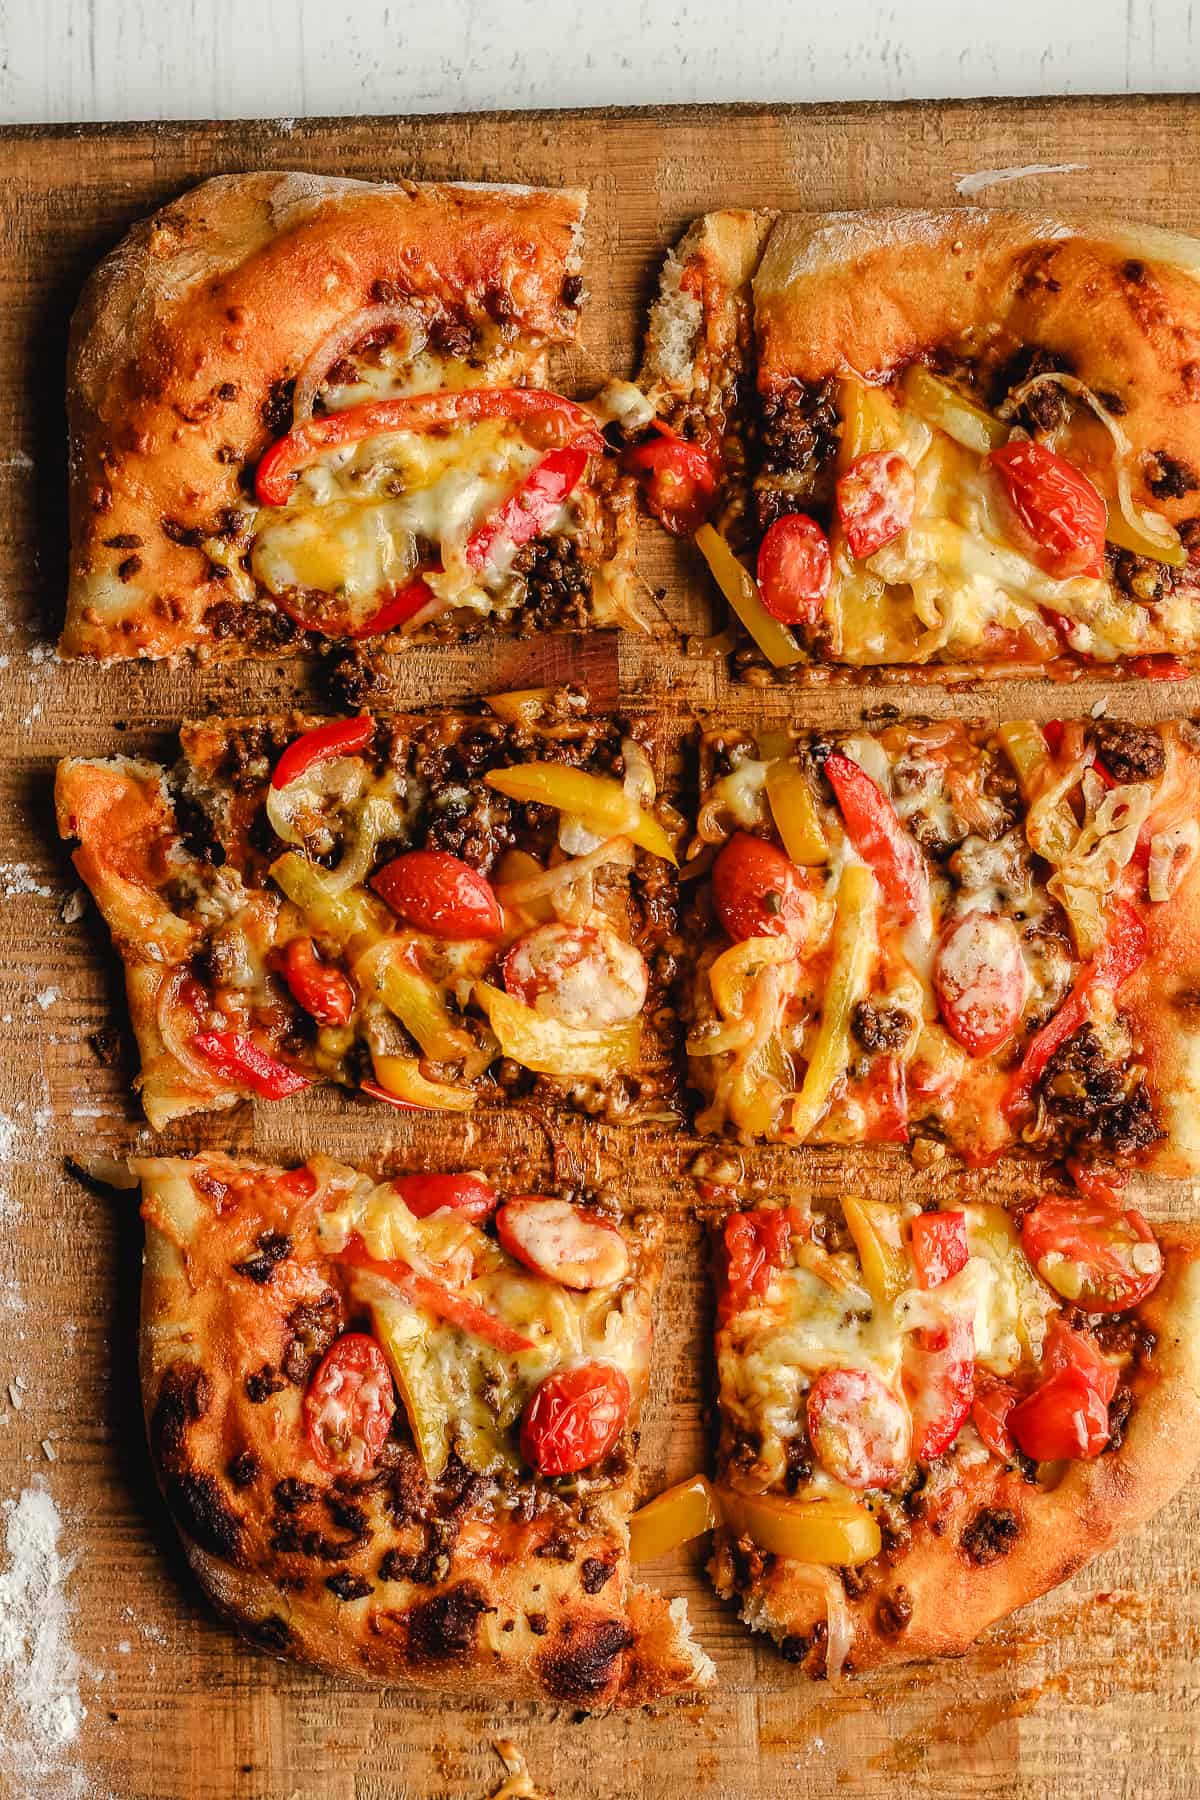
left=644, top=1187, right=1200, bottom=1678
left=56, top=692, right=681, bottom=1128
left=61, top=171, right=651, bottom=663
left=685, top=713, right=1200, bottom=1177
left=634, top=207, right=1200, bottom=680
left=137, top=1150, right=712, bottom=1702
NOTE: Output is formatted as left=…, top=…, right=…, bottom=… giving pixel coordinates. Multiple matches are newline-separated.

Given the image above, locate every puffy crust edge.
left=717, top=1230, right=1200, bottom=1672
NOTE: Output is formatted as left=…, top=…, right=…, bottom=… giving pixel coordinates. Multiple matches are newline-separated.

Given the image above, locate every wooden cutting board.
left=4, top=96, right=1200, bottom=1800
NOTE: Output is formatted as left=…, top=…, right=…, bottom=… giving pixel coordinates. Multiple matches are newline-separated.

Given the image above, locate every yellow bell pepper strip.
left=270, top=851, right=391, bottom=950
left=717, top=1490, right=882, bottom=1566
left=474, top=981, right=641, bottom=1078
left=484, top=687, right=556, bottom=728
left=837, top=377, right=901, bottom=464
left=997, top=720, right=1080, bottom=867
left=708, top=934, right=798, bottom=1019
left=901, top=365, right=1009, bottom=455
left=789, top=863, right=877, bottom=1140
left=368, top=1299, right=454, bottom=1477
left=372, top=946, right=478, bottom=1063
left=842, top=1195, right=910, bottom=1306
left=765, top=759, right=829, bottom=866
left=492, top=848, right=555, bottom=923
left=694, top=523, right=806, bottom=669
left=367, top=1053, right=475, bottom=1111
left=483, top=763, right=677, bottom=865
left=1104, top=506, right=1187, bottom=567
left=629, top=1475, right=722, bottom=1561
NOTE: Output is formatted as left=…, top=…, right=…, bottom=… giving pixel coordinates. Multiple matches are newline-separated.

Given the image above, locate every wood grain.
left=4, top=98, right=1200, bottom=1800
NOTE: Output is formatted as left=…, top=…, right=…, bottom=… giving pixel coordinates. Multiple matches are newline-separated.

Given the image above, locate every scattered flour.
left=34, top=989, right=59, bottom=1012
left=953, top=161, right=1087, bottom=196
left=0, top=1487, right=88, bottom=1796
left=0, top=865, right=53, bottom=900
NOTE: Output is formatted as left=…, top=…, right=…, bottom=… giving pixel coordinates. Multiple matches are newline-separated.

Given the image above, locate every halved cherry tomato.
left=756, top=514, right=832, bottom=623
left=1020, top=1195, right=1162, bottom=1312
left=370, top=849, right=503, bottom=940
left=711, top=832, right=811, bottom=942
left=502, top=923, right=648, bottom=1029
left=905, top=1314, right=975, bottom=1462
left=520, top=1361, right=631, bottom=1475
left=836, top=450, right=916, bottom=558
left=985, top=439, right=1106, bottom=580
left=495, top=1197, right=629, bottom=1290
left=910, top=1211, right=968, bottom=1289
left=823, top=754, right=929, bottom=926
left=271, top=716, right=374, bottom=790
left=276, top=936, right=355, bottom=1026
left=1008, top=1367, right=1111, bottom=1460
left=719, top=1208, right=792, bottom=1321
left=1066, top=1158, right=1128, bottom=1206
left=972, top=1374, right=1020, bottom=1461
left=624, top=425, right=718, bottom=536
left=807, top=1367, right=912, bottom=1490
left=390, top=1173, right=498, bottom=1223
left=303, top=1332, right=396, bottom=1478
left=933, top=909, right=1027, bottom=1058
left=1041, top=1318, right=1120, bottom=1405
left=863, top=1055, right=909, bottom=1144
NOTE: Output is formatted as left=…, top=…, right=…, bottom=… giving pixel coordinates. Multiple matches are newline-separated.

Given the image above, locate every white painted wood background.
left=0, top=0, right=1197, bottom=124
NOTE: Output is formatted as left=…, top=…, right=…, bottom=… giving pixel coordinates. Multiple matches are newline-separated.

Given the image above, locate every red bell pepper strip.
left=360, top=1079, right=424, bottom=1112
left=191, top=1031, right=311, bottom=1099
left=255, top=388, right=606, bottom=507
left=1044, top=719, right=1116, bottom=788
left=351, top=574, right=437, bottom=638
left=864, top=1056, right=910, bottom=1144
left=466, top=445, right=590, bottom=570
left=339, top=1236, right=534, bottom=1352
left=1130, top=655, right=1191, bottom=681
left=271, top=715, right=374, bottom=789
left=823, top=753, right=930, bottom=925
left=1004, top=898, right=1147, bottom=1118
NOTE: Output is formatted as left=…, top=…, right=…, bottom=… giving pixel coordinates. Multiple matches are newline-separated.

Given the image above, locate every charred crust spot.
left=102, top=533, right=143, bottom=550
left=1122, top=259, right=1147, bottom=285
left=245, top=1365, right=288, bottom=1404
left=325, top=1497, right=369, bottom=1540
left=227, top=1451, right=259, bottom=1489
left=561, top=273, right=585, bottom=309
left=273, top=1478, right=318, bottom=1513
left=1106, top=1384, right=1136, bottom=1451
left=538, top=1617, right=634, bottom=1701
left=405, top=1581, right=493, bottom=1662
left=780, top=1633, right=812, bottom=1665
left=216, top=381, right=239, bottom=402
left=116, top=555, right=143, bottom=581
left=961, top=1506, right=1020, bottom=1566
left=533, top=1531, right=575, bottom=1562
left=325, top=1571, right=373, bottom=1602
left=149, top=1362, right=211, bottom=1470
left=876, top=1584, right=914, bottom=1636
left=160, top=517, right=206, bottom=549
left=1014, top=245, right=1063, bottom=297
left=244, top=1613, right=291, bottom=1653
left=580, top=1556, right=616, bottom=1595
left=526, top=1611, right=549, bottom=1636
left=1143, top=450, right=1200, bottom=500
left=262, top=378, right=295, bottom=438
left=164, top=1472, right=241, bottom=1561
left=233, top=1232, right=292, bottom=1284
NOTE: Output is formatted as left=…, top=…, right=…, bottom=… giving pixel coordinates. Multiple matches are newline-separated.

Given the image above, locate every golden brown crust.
left=138, top=1153, right=711, bottom=1704
left=753, top=207, right=1200, bottom=524
left=63, top=171, right=590, bottom=663
left=714, top=1231, right=1200, bottom=1672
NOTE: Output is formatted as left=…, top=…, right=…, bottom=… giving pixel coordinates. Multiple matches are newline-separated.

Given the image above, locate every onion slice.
left=155, top=969, right=231, bottom=1095
left=494, top=837, right=636, bottom=907
left=292, top=303, right=429, bottom=426
left=787, top=1563, right=854, bottom=1685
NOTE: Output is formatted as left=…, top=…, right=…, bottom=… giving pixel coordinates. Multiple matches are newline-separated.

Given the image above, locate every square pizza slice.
left=685, top=713, right=1200, bottom=1176
left=56, top=693, right=682, bottom=1128
left=63, top=171, right=649, bottom=663
left=636, top=207, right=1200, bottom=680
left=138, top=1150, right=712, bottom=1702
left=687, top=1186, right=1200, bottom=1677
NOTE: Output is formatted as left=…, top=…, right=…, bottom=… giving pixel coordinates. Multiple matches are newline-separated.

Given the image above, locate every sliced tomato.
left=271, top=716, right=374, bottom=790
left=933, top=909, right=1027, bottom=1058
left=972, top=1374, right=1020, bottom=1461
left=756, top=514, right=832, bottom=623
left=624, top=425, right=718, bottom=536
left=370, top=849, right=503, bottom=940
left=1008, top=1367, right=1111, bottom=1460
left=863, top=1055, right=909, bottom=1144
left=836, top=450, right=916, bottom=558
left=719, top=1208, right=793, bottom=1321
left=1019, top=1195, right=1163, bottom=1312
left=985, top=439, right=1106, bottom=580
left=1041, top=1318, right=1120, bottom=1405
left=390, top=1173, right=498, bottom=1223
left=807, top=1367, right=912, bottom=1491
left=275, top=936, right=355, bottom=1026
left=520, top=1361, right=631, bottom=1476
left=823, top=753, right=929, bottom=926
left=495, top=1197, right=629, bottom=1290
left=711, top=833, right=812, bottom=943
left=904, top=1313, right=974, bottom=1461
left=910, top=1211, right=968, bottom=1289
left=302, top=1332, right=396, bottom=1478
left=502, top=922, right=648, bottom=1029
